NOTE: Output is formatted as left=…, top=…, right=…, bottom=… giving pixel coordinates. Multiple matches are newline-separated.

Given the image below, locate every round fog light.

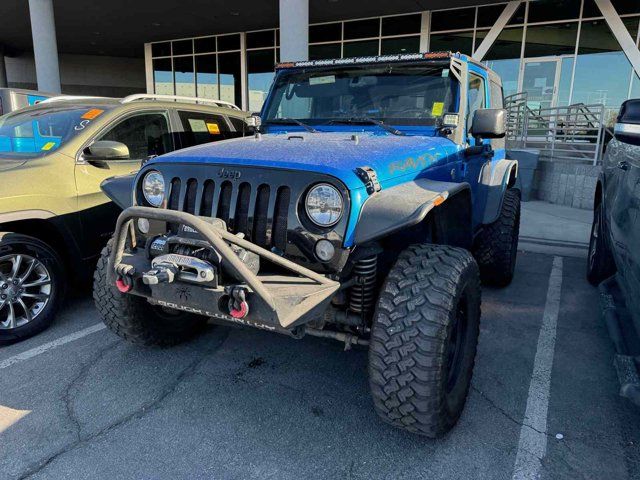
left=315, top=239, right=335, bottom=262
left=137, top=218, right=150, bottom=234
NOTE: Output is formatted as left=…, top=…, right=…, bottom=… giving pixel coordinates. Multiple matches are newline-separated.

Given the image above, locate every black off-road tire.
left=0, top=233, right=65, bottom=344
left=473, top=188, right=521, bottom=287
left=93, top=241, right=208, bottom=346
left=587, top=202, right=616, bottom=285
left=368, top=244, right=481, bottom=437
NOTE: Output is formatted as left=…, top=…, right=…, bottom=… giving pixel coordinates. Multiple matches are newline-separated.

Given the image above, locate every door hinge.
left=355, top=166, right=381, bottom=195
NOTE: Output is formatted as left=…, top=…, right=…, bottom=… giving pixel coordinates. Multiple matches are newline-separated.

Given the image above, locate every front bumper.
left=109, top=207, right=340, bottom=333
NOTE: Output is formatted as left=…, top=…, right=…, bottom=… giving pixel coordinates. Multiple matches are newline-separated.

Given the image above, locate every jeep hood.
left=151, top=132, right=459, bottom=190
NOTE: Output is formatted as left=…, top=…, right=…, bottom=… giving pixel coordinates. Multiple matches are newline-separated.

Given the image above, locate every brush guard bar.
left=108, top=207, right=340, bottom=330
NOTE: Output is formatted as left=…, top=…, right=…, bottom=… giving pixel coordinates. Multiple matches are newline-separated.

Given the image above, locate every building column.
left=279, top=0, right=308, bottom=62
left=0, top=46, right=8, bottom=88
left=28, top=0, right=61, bottom=93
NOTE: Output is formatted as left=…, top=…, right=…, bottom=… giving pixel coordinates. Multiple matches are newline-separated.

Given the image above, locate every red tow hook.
left=228, top=286, right=249, bottom=319
left=115, top=276, right=133, bottom=293
left=230, top=301, right=249, bottom=319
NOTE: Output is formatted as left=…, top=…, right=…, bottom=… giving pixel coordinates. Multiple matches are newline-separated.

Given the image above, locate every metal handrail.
left=120, top=94, right=241, bottom=110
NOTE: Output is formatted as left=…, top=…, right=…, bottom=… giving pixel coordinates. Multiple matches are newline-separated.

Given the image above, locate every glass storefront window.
left=309, top=43, right=341, bottom=60
left=431, top=8, right=475, bottom=31
left=381, top=14, right=421, bottom=36
left=527, top=0, right=581, bottom=23
left=194, top=36, right=216, bottom=54
left=572, top=19, right=633, bottom=115
left=217, top=34, right=241, bottom=52
left=631, top=74, right=640, bottom=100
left=218, top=52, right=242, bottom=107
left=310, top=23, right=342, bottom=43
left=479, top=27, right=524, bottom=98
left=381, top=36, right=420, bottom=55
left=508, top=4, right=526, bottom=25
left=524, top=23, right=578, bottom=57
left=247, top=49, right=276, bottom=112
left=195, top=54, right=218, bottom=100
left=476, top=5, right=504, bottom=29
left=152, top=42, right=171, bottom=57
left=343, top=40, right=379, bottom=57
left=429, top=31, right=474, bottom=56
left=172, top=39, right=193, bottom=56
left=583, top=0, right=640, bottom=17
left=343, top=19, right=380, bottom=40
left=153, top=58, right=174, bottom=95
left=557, top=57, right=574, bottom=107
left=247, top=30, right=275, bottom=49
left=173, top=56, right=195, bottom=96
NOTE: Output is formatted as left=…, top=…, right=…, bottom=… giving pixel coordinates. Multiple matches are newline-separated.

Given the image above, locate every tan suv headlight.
left=142, top=170, right=165, bottom=207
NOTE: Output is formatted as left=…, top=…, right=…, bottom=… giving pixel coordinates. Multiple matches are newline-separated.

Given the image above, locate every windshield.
left=0, top=105, right=113, bottom=159
left=263, top=64, right=458, bottom=128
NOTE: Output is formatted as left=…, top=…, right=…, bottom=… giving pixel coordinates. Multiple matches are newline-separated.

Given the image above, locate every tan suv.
left=0, top=94, right=251, bottom=342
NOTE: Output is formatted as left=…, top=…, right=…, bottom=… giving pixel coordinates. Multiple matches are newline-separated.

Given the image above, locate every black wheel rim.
left=446, top=292, right=468, bottom=393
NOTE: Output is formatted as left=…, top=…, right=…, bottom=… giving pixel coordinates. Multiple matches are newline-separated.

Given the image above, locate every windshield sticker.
left=206, top=122, right=221, bottom=135
left=41, top=142, right=56, bottom=151
left=81, top=108, right=104, bottom=120
left=431, top=102, right=444, bottom=117
left=441, top=69, right=450, bottom=78
left=309, top=75, right=335, bottom=86
left=188, top=119, right=209, bottom=133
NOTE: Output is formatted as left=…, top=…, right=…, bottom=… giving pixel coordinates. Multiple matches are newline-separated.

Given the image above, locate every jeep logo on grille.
left=217, top=168, right=241, bottom=180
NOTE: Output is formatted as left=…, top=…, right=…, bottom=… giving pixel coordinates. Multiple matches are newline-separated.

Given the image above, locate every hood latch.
left=355, top=166, right=381, bottom=195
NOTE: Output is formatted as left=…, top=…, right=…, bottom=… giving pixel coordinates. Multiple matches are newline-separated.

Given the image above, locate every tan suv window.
left=99, top=112, right=172, bottom=160
left=177, top=111, right=234, bottom=148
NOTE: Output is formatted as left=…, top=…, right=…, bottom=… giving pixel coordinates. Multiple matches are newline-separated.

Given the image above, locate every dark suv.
left=588, top=97, right=640, bottom=404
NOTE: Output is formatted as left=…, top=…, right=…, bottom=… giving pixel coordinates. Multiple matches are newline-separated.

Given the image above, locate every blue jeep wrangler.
left=94, top=52, right=520, bottom=437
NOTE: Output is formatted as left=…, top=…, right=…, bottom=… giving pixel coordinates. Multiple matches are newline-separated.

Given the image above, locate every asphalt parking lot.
left=1, top=249, right=640, bottom=480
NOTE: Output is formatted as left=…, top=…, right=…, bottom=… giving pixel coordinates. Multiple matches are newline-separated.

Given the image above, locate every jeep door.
left=75, top=110, right=173, bottom=257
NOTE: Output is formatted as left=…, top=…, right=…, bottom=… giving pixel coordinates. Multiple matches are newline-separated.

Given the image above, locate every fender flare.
left=480, top=159, right=518, bottom=225
left=352, top=179, right=471, bottom=244
left=101, top=174, right=136, bottom=210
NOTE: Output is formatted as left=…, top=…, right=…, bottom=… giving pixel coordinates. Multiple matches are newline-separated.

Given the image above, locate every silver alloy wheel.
left=0, top=254, right=52, bottom=330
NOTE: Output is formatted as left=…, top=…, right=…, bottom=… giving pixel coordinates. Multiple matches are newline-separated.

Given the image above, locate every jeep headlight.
left=142, top=170, right=165, bottom=207
left=305, top=184, right=343, bottom=227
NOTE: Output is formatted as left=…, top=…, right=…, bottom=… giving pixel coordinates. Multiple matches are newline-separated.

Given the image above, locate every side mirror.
left=245, top=114, right=261, bottom=128
left=84, top=140, right=130, bottom=161
left=614, top=99, right=640, bottom=146
left=470, top=108, right=507, bottom=140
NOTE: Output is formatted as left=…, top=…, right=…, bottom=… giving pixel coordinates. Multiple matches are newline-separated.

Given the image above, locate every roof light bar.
left=276, top=52, right=457, bottom=70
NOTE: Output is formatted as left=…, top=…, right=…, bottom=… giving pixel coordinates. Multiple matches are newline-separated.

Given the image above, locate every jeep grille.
left=167, top=177, right=291, bottom=252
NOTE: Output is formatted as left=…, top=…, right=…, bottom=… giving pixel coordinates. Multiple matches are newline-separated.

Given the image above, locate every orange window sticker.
left=206, top=122, right=221, bottom=135
left=81, top=108, right=104, bottom=120
left=41, top=142, right=56, bottom=151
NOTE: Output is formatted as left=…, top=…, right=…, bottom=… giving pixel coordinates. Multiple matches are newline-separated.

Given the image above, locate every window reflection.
left=218, top=52, right=242, bottom=107
left=153, top=58, right=174, bottom=95
left=248, top=49, right=276, bottom=112
left=573, top=20, right=633, bottom=121
left=195, top=55, right=218, bottom=100
left=173, top=56, right=195, bottom=96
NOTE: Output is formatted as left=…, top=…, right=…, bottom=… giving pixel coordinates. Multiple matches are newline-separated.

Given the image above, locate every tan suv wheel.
left=0, top=233, right=64, bottom=344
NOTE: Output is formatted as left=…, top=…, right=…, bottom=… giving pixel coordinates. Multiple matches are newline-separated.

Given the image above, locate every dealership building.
left=1, top=0, right=640, bottom=124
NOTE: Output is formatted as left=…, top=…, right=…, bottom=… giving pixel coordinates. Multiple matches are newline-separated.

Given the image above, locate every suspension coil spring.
left=349, top=255, right=377, bottom=315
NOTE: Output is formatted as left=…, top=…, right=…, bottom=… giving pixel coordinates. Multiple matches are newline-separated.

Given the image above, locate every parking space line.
left=512, top=256, right=563, bottom=480
left=0, top=323, right=106, bottom=370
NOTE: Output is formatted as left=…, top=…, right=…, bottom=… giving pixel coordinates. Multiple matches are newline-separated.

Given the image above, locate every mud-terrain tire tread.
left=368, top=244, right=481, bottom=437
left=473, top=188, right=521, bottom=287
left=93, top=240, right=207, bottom=346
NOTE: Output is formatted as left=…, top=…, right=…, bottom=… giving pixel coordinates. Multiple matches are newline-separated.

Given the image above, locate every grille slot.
left=168, top=178, right=181, bottom=210
left=253, top=184, right=270, bottom=247
left=217, top=181, right=233, bottom=226
left=200, top=180, right=215, bottom=217
left=184, top=179, right=198, bottom=214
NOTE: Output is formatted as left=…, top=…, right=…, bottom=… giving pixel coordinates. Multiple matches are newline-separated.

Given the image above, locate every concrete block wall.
left=531, top=160, right=600, bottom=210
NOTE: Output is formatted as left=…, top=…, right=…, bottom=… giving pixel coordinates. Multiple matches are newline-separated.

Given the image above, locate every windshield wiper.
left=265, top=118, right=318, bottom=133
left=327, top=117, right=405, bottom=136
